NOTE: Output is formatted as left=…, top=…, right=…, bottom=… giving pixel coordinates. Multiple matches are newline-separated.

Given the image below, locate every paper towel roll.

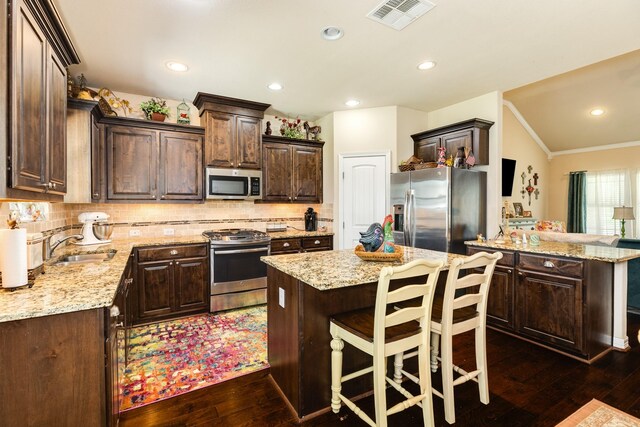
left=0, top=229, right=28, bottom=288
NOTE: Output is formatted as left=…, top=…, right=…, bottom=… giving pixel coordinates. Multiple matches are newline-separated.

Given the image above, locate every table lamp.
left=613, top=206, right=635, bottom=238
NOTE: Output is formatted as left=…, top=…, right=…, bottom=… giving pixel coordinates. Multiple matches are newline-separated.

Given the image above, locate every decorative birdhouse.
left=176, top=100, right=190, bottom=125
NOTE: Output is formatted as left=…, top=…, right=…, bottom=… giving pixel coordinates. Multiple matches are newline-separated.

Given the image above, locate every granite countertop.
left=261, top=246, right=465, bottom=291
left=466, top=239, right=640, bottom=263
left=267, top=230, right=334, bottom=239
left=0, top=235, right=208, bottom=323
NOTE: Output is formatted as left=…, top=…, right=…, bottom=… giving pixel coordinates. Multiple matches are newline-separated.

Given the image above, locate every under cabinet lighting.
left=166, top=62, right=189, bottom=72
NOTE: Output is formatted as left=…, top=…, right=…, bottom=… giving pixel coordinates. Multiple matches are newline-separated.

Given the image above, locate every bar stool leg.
left=476, top=325, right=490, bottom=404
left=330, top=336, right=344, bottom=413
left=393, top=352, right=404, bottom=383
left=430, top=332, right=440, bottom=373
left=373, top=353, right=388, bottom=427
left=441, top=332, right=455, bottom=424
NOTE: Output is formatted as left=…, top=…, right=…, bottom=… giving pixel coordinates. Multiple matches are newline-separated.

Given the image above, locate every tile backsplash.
left=1, top=201, right=333, bottom=240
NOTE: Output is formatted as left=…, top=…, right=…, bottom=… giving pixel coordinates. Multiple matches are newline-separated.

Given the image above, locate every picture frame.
left=523, top=210, right=532, bottom=218
left=513, top=202, right=524, bottom=217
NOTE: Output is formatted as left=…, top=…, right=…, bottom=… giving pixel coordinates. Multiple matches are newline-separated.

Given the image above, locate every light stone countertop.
left=261, top=246, right=466, bottom=291
left=267, top=230, right=334, bottom=239
left=465, top=239, right=640, bottom=263
left=0, top=235, right=208, bottom=323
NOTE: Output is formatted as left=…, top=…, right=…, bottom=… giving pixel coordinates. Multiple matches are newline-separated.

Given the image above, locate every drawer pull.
left=314, top=240, right=320, bottom=245
left=543, top=260, right=555, bottom=268
left=283, top=243, right=290, bottom=247
left=518, top=272, right=523, bottom=276
left=170, top=250, right=179, bottom=255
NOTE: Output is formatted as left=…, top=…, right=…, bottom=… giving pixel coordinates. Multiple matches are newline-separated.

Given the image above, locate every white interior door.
left=339, top=153, right=389, bottom=249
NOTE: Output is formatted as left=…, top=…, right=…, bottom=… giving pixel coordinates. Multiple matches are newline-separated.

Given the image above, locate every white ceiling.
left=56, top=0, right=640, bottom=121
left=504, top=49, right=640, bottom=153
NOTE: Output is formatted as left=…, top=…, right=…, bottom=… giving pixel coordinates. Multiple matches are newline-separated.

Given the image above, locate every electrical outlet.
left=129, top=229, right=141, bottom=237
left=278, top=287, right=285, bottom=308
left=163, top=228, right=175, bottom=236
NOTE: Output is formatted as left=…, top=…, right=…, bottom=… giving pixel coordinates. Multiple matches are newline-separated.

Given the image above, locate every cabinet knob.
left=518, top=272, right=524, bottom=276
left=170, top=250, right=179, bottom=255
left=161, top=195, right=166, bottom=199
left=93, top=193, right=99, bottom=198
left=507, top=269, right=512, bottom=274
left=238, top=163, right=242, bottom=167
left=38, top=183, right=49, bottom=192
left=170, top=261, right=174, bottom=265
left=150, top=194, right=156, bottom=199
left=314, top=240, right=320, bottom=245
left=115, top=321, right=124, bottom=328
left=288, top=197, right=292, bottom=201
left=51, top=182, right=56, bottom=189
left=294, top=197, right=298, bottom=200
left=283, top=243, right=290, bottom=247
left=543, top=260, right=555, bottom=268
left=176, top=261, right=180, bottom=265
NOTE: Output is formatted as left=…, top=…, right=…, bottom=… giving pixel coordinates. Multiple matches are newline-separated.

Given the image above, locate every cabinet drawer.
left=271, top=239, right=302, bottom=253
left=467, top=246, right=514, bottom=267
left=302, top=236, right=333, bottom=251
left=137, top=244, right=208, bottom=262
left=517, top=253, right=583, bottom=278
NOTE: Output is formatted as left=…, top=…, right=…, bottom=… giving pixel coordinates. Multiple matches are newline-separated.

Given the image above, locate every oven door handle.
left=213, top=247, right=270, bottom=255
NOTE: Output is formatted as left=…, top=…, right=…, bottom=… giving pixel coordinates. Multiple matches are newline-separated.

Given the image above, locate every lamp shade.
left=613, top=206, right=635, bottom=220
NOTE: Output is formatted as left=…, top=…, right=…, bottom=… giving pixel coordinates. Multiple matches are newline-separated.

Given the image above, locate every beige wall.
left=548, top=145, right=640, bottom=222
left=427, top=92, right=502, bottom=237
left=502, top=105, right=550, bottom=219
left=396, top=107, right=429, bottom=170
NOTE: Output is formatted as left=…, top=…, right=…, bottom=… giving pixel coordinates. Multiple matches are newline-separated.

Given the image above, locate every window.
left=585, top=169, right=634, bottom=238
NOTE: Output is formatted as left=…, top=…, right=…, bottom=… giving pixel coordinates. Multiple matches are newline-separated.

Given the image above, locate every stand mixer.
left=75, top=212, right=113, bottom=245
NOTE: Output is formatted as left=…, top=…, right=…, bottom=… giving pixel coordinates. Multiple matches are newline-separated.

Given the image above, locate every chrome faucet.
left=43, top=234, right=84, bottom=260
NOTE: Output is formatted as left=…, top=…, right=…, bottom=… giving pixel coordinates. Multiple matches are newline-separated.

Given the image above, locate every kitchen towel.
left=0, top=228, right=28, bottom=288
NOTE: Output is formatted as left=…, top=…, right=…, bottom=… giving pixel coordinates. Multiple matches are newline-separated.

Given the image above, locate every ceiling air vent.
left=367, top=0, right=436, bottom=31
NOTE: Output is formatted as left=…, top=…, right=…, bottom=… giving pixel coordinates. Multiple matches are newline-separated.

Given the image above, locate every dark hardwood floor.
left=121, top=313, right=640, bottom=426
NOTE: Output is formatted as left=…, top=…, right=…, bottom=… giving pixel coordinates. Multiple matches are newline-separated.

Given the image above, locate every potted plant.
left=140, top=97, right=170, bottom=122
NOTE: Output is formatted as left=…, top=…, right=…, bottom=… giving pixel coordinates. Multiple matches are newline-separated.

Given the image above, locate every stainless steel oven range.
left=203, top=229, right=271, bottom=312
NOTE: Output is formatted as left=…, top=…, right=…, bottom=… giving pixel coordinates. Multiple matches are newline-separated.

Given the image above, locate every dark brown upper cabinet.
left=193, top=93, right=270, bottom=169
left=3, top=0, right=79, bottom=200
left=411, top=118, right=494, bottom=166
left=262, top=135, right=323, bottom=203
left=93, top=110, right=205, bottom=203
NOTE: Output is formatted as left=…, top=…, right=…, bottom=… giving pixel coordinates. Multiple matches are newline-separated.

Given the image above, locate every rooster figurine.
left=382, top=215, right=395, bottom=253
left=358, top=222, right=383, bottom=252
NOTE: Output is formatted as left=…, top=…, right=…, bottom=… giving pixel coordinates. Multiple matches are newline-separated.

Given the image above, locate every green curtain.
left=567, top=171, right=586, bottom=233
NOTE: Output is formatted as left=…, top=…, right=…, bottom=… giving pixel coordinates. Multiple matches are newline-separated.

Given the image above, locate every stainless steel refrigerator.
left=391, top=168, right=486, bottom=254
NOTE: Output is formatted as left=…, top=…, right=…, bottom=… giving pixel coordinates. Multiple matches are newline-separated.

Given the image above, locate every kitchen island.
left=261, top=246, right=465, bottom=421
left=466, top=239, right=640, bottom=359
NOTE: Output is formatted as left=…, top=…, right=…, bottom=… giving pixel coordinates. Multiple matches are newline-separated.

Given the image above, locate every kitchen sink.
left=54, top=252, right=116, bottom=266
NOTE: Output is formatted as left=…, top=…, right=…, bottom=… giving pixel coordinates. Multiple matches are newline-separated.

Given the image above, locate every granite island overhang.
left=260, top=246, right=466, bottom=421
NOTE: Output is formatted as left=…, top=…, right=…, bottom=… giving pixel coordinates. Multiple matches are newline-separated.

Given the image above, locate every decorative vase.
left=151, top=112, right=166, bottom=122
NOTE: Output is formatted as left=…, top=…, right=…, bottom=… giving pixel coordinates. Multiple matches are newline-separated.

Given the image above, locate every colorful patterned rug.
left=121, top=305, right=268, bottom=411
left=556, top=399, right=640, bottom=426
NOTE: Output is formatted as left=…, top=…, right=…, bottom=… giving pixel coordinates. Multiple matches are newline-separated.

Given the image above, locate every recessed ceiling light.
left=321, top=26, right=344, bottom=41
left=590, top=108, right=605, bottom=116
left=166, top=61, right=189, bottom=72
left=417, top=60, right=436, bottom=70
left=267, top=82, right=283, bottom=91
left=345, top=99, right=360, bottom=107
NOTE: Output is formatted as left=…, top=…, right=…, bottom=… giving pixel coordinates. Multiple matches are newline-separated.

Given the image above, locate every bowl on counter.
left=93, top=222, right=114, bottom=240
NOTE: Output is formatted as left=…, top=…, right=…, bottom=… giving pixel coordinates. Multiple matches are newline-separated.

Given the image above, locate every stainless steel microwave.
left=206, top=168, right=262, bottom=200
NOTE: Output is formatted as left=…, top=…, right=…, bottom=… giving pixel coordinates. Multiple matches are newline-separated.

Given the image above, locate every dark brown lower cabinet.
left=0, top=310, right=106, bottom=427
left=271, top=235, right=333, bottom=255
left=134, top=244, right=209, bottom=325
left=467, top=245, right=613, bottom=362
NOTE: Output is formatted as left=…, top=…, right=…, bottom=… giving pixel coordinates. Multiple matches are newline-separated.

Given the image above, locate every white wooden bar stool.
left=393, top=251, right=501, bottom=424
left=329, top=259, right=444, bottom=427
